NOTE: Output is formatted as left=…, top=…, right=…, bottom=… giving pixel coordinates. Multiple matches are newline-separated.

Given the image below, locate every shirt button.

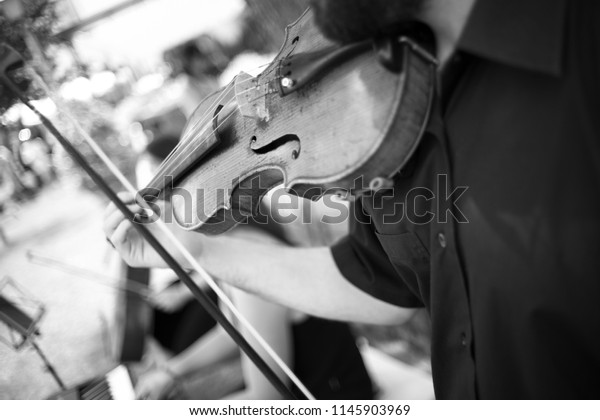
left=460, top=332, right=468, bottom=347
left=328, top=377, right=341, bottom=391
left=437, top=232, right=447, bottom=248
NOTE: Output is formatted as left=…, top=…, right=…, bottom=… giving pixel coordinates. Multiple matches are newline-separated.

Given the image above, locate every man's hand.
left=103, top=192, right=199, bottom=268
left=135, top=368, right=176, bottom=400
left=103, top=194, right=413, bottom=325
left=148, top=282, right=193, bottom=313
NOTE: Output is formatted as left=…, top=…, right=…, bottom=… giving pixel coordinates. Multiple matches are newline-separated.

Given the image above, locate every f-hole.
left=250, top=134, right=301, bottom=159
left=212, top=104, right=223, bottom=142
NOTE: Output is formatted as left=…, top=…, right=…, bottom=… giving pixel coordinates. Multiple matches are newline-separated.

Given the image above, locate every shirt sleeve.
left=330, top=199, right=425, bottom=308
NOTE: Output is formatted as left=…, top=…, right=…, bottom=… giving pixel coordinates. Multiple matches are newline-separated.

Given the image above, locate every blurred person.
left=163, top=37, right=225, bottom=112
left=135, top=226, right=374, bottom=400
left=181, top=36, right=229, bottom=80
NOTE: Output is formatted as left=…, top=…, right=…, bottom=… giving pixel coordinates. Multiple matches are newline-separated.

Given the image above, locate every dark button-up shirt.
left=331, top=0, right=600, bottom=399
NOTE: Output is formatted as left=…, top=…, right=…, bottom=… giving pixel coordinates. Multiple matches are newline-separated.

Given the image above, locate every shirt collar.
left=457, top=0, right=567, bottom=76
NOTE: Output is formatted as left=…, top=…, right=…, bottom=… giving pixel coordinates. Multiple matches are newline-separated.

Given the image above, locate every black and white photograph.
left=0, top=0, right=598, bottom=411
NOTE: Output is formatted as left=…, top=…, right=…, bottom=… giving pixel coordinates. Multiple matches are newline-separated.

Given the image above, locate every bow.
left=0, top=43, right=313, bottom=400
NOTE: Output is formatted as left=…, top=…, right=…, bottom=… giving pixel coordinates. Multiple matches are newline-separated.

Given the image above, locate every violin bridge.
left=234, top=71, right=270, bottom=122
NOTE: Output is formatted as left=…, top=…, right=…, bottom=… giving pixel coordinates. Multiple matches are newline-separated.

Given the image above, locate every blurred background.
left=0, top=0, right=432, bottom=400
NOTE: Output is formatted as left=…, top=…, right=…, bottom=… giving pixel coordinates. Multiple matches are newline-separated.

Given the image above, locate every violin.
left=142, top=8, right=438, bottom=234
left=0, top=7, right=438, bottom=400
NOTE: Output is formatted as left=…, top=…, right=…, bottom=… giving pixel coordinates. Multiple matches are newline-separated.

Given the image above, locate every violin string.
left=143, top=60, right=283, bottom=178
left=177, top=59, right=278, bottom=142
left=154, top=60, right=288, bottom=179
left=188, top=71, right=283, bottom=137
left=187, top=56, right=284, bottom=128
left=179, top=79, right=242, bottom=140
left=248, top=90, right=278, bottom=104
left=143, top=62, right=272, bottom=175
left=154, top=57, right=287, bottom=175
left=179, top=59, right=290, bottom=160
left=149, top=81, right=272, bottom=184
left=25, top=67, right=315, bottom=400
left=151, top=89, right=242, bottom=179
left=175, top=58, right=284, bottom=148
left=150, top=76, right=260, bottom=180
left=154, top=79, right=240, bottom=171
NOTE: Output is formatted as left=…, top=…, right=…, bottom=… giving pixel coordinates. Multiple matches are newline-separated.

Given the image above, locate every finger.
left=103, top=192, right=136, bottom=219
left=138, top=389, right=152, bottom=400
left=103, top=209, right=126, bottom=238
left=146, top=294, right=162, bottom=309
left=117, top=191, right=136, bottom=204
left=136, top=380, right=160, bottom=400
left=148, top=297, right=171, bottom=313
left=158, top=303, right=176, bottom=314
left=103, top=200, right=116, bottom=219
left=135, top=385, right=149, bottom=400
left=110, top=218, right=135, bottom=249
left=103, top=204, right=144, bottom=236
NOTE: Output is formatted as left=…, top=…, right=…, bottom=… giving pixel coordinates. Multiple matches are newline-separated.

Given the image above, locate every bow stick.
left=0, top=43, right=313, bottom=400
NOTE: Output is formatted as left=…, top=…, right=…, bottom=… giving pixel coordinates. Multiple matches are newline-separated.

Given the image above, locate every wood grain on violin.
left=142, top=9, right=437, bottom=234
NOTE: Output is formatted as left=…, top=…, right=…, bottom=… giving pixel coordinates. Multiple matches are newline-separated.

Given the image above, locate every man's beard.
left=309, top=0, right=425, bottom=44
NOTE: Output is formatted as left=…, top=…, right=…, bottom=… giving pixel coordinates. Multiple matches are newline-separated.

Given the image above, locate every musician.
left=105, top=0, right=600, bottom=398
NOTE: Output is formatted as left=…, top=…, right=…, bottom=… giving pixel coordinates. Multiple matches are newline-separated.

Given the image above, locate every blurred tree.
left=0, top=1, right=139, bottom=197
left=0, top=0, right=58, bottom=112
left=52, top=98, right=137, bottom=194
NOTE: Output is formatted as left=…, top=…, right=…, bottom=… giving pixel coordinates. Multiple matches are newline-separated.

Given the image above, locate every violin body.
left=143, top=8, right=437, bottom=234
